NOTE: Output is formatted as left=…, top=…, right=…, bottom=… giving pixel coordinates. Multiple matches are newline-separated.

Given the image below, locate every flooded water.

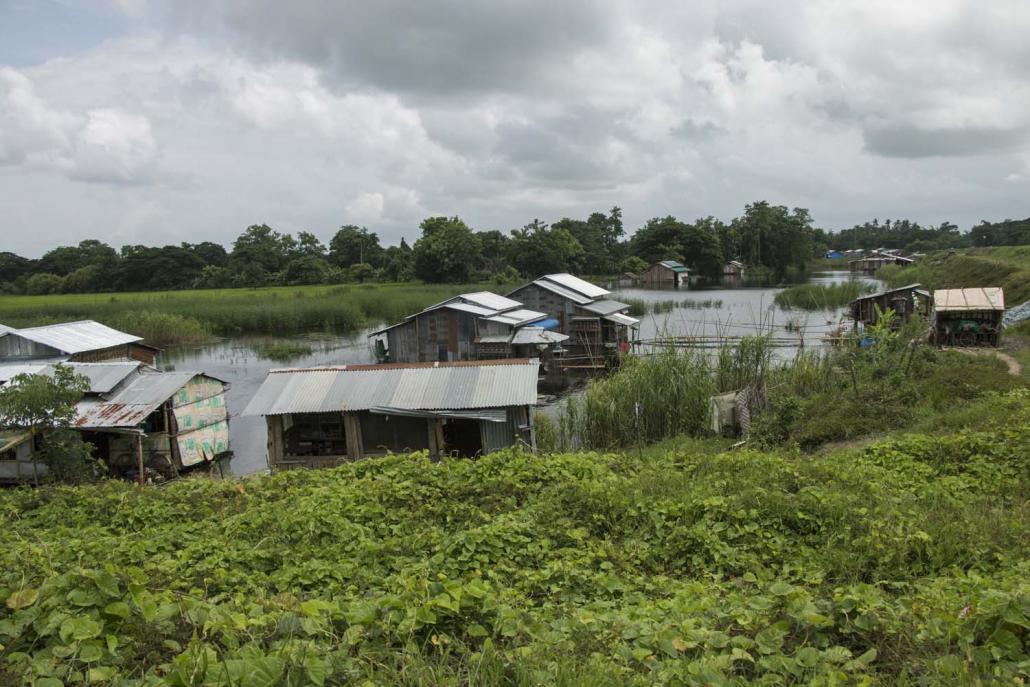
left=161, top=270, right=878, bottom=476
left=614, top=270, right=880, bottom=354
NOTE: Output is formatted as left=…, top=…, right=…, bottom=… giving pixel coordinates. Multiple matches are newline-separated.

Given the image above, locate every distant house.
left=850, top=284, right=931, bottom=328
left=243, top=359, right=539, bottom=470
left=640, top=260, right=690, bottom=288
left=368, top=291, right=568, bottom=375
left=722, top=260, right=745, bottom=277
left=848, top=254, right=913, bottom=274
left=0, top=362, right=230, bottom=483
left=0, top=320, right=159, bottom=365
left=507, top=274, right=638, bottom=372
left=824, top=250, right=844, bottom=260
left=931, top=288, right=1005, bottom=347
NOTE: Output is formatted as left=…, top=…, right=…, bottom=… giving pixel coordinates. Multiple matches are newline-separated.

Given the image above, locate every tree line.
left=2, top=203, right=1026, bottom=294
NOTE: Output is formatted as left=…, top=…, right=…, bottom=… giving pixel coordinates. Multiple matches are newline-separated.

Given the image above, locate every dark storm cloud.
left=863, top=124, right=1029, bottom=159
left=169, top=0, right=617, bottom=98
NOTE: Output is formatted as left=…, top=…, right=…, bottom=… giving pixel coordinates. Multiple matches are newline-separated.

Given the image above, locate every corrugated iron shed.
left=243, top=359, right=540, bottom=417
left=483, top=309, right=547, bottom=326
left=659, top=260, right=690, bottom=273
left=539, top=273, right=610, bottom=299
left=510, top=328, right=569, bottom=345
left=605, top=313, right=640, bottom=327
left=526, top=279, right=594, bottom=305
left=934, top=288, right=1005, bottom=312
left=458, top=292, right=522, bottom=311
left=852, top=283, right=923, bottom=303
left=11, top=320, right=142, bottom=354
left=74, top=371, right=214, bottom=429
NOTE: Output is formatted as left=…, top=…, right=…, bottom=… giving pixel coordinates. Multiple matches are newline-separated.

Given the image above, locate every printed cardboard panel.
left=177, top=420, right=229, bottom=467
left=172, top=394, right=228, bottom=432
left=172, top=377, right=225, bottom=408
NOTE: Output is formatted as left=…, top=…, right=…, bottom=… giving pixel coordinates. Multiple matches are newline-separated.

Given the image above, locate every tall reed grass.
left=0, top=283, right=497, bottom=341
left=774, top=282, right=874, bottom=310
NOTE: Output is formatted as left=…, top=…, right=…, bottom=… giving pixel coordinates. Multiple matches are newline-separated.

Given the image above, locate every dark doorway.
left=442, top=419, right=482, bottom=457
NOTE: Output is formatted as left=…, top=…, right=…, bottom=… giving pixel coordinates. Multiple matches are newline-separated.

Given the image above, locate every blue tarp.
left=536, top=318, right=560, bottom=331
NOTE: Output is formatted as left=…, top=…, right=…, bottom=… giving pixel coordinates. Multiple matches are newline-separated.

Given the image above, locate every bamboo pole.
left=136, top=434, right=145, bottom=486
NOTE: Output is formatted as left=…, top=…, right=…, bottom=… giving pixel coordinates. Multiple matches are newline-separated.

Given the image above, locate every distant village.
left=0, top=263, right=1009, bottom=484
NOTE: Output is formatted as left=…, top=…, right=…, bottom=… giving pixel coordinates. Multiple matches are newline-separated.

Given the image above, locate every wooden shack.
left=0, top=320, right=159, bottom=365
left=243, top=359, right=540, bottom=471
left=0, top=363, right=230, bottom=482
left=931, top=288, right=1005, bottom=347
left=369, top=291, right=566, bottom=364
left=640, top=260, right=690, bottom=288
left=507, top=274, right=638, bottom=372
left=850, top=283, right=931, bottom=328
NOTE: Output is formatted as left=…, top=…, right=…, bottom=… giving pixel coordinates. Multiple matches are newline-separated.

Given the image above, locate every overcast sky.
left=2, top=0, right=1029, bottom=257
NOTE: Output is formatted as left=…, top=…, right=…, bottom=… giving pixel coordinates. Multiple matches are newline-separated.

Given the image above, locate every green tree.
left=25, top=272, right=63, bottom=295
left=230, top=225, right=297, bottom=282
left=0, top=365, right=98, bottom=483
left=683, top=217, right=725, bottom=281
left=329, top=226, right=383, bottom=268
left=412, top=217, right=483, bottom=283
left=284, top=255, right=331, bottom=285
left=295, top=231, right=328, bottom=258
left=733, top=202, right=813, bottom=280
left=508, top=220, right=585, bottom=276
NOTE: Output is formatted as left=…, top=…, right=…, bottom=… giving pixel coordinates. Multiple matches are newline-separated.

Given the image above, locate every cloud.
left=0, top=66, right=156, bottom=183
left=1, top=1, right=1030, bottom=257
left=863, top=125, right=1029, bottom=159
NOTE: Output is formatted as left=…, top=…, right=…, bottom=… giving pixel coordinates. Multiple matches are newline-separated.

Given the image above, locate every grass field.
left=0, top=282, right=514, bottom=346
left=879, top=245, right=1030, bottom=304
left=773, top=281, right=874, bottom=310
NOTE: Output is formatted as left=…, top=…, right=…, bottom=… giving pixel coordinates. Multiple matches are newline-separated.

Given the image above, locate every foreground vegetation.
left=0, top=283, right=505, bottom=346
left=879, top=245, right=1030, bottom=305
left=0, top=388, right=1027, bottom=685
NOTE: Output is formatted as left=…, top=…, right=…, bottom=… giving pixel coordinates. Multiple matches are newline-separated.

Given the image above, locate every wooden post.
left=427, top=419, right=439, bottom=461
left=266, top=416, right=284, bottom=470
left=344, top=413, right=363, bottom=461
left=136, top=434, right=145, bottom=486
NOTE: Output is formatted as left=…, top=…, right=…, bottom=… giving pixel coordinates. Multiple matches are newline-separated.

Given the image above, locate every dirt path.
left=943, top=347, right=1023, bottom=377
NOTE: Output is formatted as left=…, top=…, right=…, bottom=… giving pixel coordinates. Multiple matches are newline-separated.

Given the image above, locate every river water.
left=161, top=271, right=877, bottom=476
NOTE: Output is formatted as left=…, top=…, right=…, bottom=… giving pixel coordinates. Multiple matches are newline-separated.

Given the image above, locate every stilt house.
left=507, top=274, right=638, bottom=372
left=369, top=291, right=568, bottom=366
left=243, top=359, right=539, bottom=471
left=850, top=283, right=931, bottom=328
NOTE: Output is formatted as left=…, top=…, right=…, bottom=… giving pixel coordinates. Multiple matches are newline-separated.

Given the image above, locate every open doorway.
left=442, top=419, right=483, bottom=457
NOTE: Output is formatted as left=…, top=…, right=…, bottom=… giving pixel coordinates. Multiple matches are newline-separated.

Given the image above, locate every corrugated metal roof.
left=605, top=313, right=640, bottom=327
left=443, top=302, right=497, bottom=316
left=539, top=274, right=609, bottom=299
left=581, top=299, right=632, bottom=316
left=659, top=260, right=690, bottom=273
left=527, top=279, right=594, bottom=305
left=0, top=363, right=49, bottom=385
left=46, top=362, right=141, bottom=394
left=0, top=323, right=15, bottom=336
left=934, top=287, right=1005, bottom=312
left=243, top=359, right=539, bottom=417
left=510, top=328, right=569, bottom=345
left=74, top=371, right=214, bottom=429
left=459, top=291, right=522, bottom=311
left=853, top=283, right=923, bottom=303
left=11, top=320, right=142, bottom=354
left=483, top=308, right=546, bottom=326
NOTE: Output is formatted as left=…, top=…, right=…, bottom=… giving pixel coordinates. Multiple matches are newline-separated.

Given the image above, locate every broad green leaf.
left=7, top=588, right=39, bottom=610
left=103, top=602, right=130, bottom=619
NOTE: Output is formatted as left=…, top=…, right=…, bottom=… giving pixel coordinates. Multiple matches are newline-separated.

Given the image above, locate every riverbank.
left=0, top=282, right=516, bottom=346
left=878, top=245, right=1030, bottom=304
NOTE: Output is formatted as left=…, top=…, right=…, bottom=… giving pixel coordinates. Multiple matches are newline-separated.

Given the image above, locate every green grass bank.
left=0, top=282, right=514, bottom=346
left=879, top=245, right=1030, bottom=304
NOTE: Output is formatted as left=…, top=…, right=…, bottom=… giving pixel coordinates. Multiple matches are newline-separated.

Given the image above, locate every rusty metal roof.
left=74, top=371, right=220, bottom=429
left=934, top=287, right=1005, bottom=312
left=11, top=320, right=142, bottom=354
left=242, top=359, right=539, bottom=417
